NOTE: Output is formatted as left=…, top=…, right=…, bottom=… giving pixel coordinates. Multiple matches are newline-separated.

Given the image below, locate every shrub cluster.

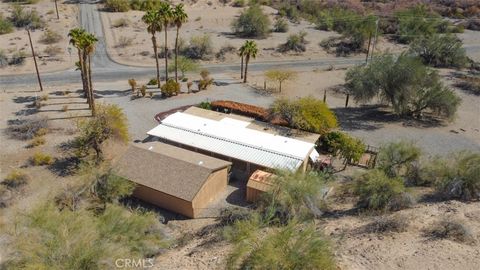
left=160, top=79, right=180, bottom=97
left=273, top=17, right=288, bottom=33
left=0, top=12, right=13, bottom=35
left=104, top=0, right=130, bottom=12
left=320, top=131, right=366, bottom=165
left=231, top=5, right=271, bottom=38
left=10, top=5, right=45, bottom=29
left=424, top=219, right=475, bottom=243
left=31, top=152, right=54, bottom=166
left=39, top=29, right=62, bottom=44
left=278, top=31, right=307, bottom=53
left=182, top=34, right=213, bottom=60
left=129, top=0, right=162, bottom=11
left=2, top=169, right=30, bottom=189
left=409, top=34, right=468, bottom=68
left=6, top=117, right=49, bottom=140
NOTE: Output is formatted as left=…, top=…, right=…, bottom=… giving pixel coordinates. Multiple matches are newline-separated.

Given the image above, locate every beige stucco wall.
left=133, top=184, right=194, bottom=218
left=192, top=167, right=229, bottom=218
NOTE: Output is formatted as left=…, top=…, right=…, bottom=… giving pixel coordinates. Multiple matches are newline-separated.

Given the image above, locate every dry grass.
left=424, top=219, right=475, bottom=244
left=30, top=152, right=54, bottom=166
left=2, top=169, right=30, bottom=189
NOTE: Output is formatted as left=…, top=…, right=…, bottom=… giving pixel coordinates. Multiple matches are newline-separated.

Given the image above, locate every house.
left=147, top=107, right=321, bottom=180
left=114, top=142, right=231, bottom=218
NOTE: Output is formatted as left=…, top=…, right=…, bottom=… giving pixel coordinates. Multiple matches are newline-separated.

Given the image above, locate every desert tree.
left=171, top=3, right=188, bottom=83
left=345, top=53, right=460, bottom=119
left=142, top=10, right=163, bottom=88
left=409, top=34, right=468, bottom=68
left=68, top=28, right=89, bottom=104
left=83, top=32, right=98, bottom=115
left=241, top=40, right=258, bottom=83
left=377, top=141, right=421, bottom=179
left=231, top=5, right=270, bottom=38
left=158, top=2, right=173, bottom=81
left=264, top=69, right=297, bottom=92
left=167, top=56, right=199, bottom=78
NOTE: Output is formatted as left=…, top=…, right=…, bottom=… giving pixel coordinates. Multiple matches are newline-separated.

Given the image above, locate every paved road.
left=1, top=1, right=479, bottom=88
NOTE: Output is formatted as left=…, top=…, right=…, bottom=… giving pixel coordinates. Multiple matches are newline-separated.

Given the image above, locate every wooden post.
left=345, top=93, right=350, bottom=107
left=54, top=0, right=59, bottom=20
left=264, top=80, right=266, bottom=90
left=27, top=28, right=43, bottom=92
left=365, top=32, right=372, bottom=64
left=323, top=89, right=327, bottom=103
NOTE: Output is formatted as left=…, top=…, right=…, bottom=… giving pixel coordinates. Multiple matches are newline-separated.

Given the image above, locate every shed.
left=246, top=170, right=275, bottom=203
left=114, top=142, right=231, bottom=218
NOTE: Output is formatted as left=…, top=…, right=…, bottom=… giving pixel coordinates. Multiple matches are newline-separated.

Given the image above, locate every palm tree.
left=142, top=10, right=162, bottom=88
left=242, top=40, right=258, bottom=83
left=158, top=2, right=173, bottom=81
left=68, top=28, right=90, bottom=106
left=83, top=32, right=98, bottom=116
left=172, top=4, right=188, bottom=83
left=238, top=44, right=246, bottom=80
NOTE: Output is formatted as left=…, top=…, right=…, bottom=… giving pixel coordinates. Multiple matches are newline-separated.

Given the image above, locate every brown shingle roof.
left=114, top=143, right=231, bottom=202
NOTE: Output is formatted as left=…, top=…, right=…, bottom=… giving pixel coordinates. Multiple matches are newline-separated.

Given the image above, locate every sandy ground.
left=101, top=0, right=404, bottom=67
left=0, top=0, right=78, bottom=75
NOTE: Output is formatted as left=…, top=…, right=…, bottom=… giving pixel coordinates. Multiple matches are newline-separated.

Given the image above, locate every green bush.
left=39, top=29, right=62, bottom=44
left=168, top=56, right=199, bottom=77
left=231, top=5, right=271, bottom=38
left=273, top=17, right=288, bottom=32
left=354, top=169, right=412, bottom=211
left=130, top=0, right=162, bottom=11
left=147, top=78, right=158, bottom=85
left=424, top=152, right=480, bottom=200
left=278, top=31, right=307, bottom=52
left=31, top=152, right=54, bottom=166
left=0, top=13, right=13, bottom=35
left=105, top=0, right=130, bottom=12
left=278, top=4, right=299, bottom=22
left=321, top=131, right=365, bottom=165
left=4, top=203, right=167, bottom=268
left=394, top=5, right=444, bottom=44
left=2, top=169, right=29, bottom=189
left=270, top=96, right=337, bottom=134
left=409, top=34, right=468, bottom=68
left=377, top=141, right=421, bottom=179
left=225, top=220, right=336, bottom=270
left=161, top=79, right=180, bottom=97
left=10, top=5, right=45, bottom=29
left=346, top=54, right=460, bottom=119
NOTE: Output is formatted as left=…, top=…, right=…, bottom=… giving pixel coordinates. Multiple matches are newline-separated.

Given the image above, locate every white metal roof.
left=147, top=112, right=316, bottom=170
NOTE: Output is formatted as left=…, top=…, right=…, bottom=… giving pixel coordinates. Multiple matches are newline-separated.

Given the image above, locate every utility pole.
left=27, top=27, right=43, bottom=92
left=54, top=0, right=59, bottom=20
left=365, top=32, right=372, bottom=64
left=370, top=19, right=379, bottom=62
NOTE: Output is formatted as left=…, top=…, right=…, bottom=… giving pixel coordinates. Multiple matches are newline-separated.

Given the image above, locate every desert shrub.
left=139, top=85, right=146, bottom=97
left=354, top=169, right=413, bottom=211
left=232, top=0, right=245, bottom=7
left=198, top=69, right=213, bottom=90
left=167, top=56, right=199, bottom=78
left=259, top=170, right=329, bottom=222
left=112, top=17, right=130, bottom=28
left=4, top=203, right=166, bottom=269
left=39, top=29, right=62, bottom=44
left=231, top=5, right=271, bottom=38
left=182, top=34, right=213, bottom=60
left=270, top=96, right=337, bottom=134
left=28, top=136, right=46, bottom=147
left=409, top=34, right=468, bottom=68
left=264, top=69, right=297, bottom=92
left=104, top=0, right=130, bottom=12
left=464, top=18, right=480, bottom=31
left=215, top=45, right=236, bottom=61
left=0, top=50, right=8, bottom=67
left=211, top=100, right=268, bottom=120
left=394, top=5, right=445, bottom=44
left=116, top=36, right=133, bottom=48
left=198, top=101, right=211, bottom=110
left=127, top=78, right=136, bottom=92
left=278, top=31, right=307, bottom=53
left=6, top=117, right=48, bottom=140
left=31, top=152, right=54, bottom=166
left=0, top=13, right=13, bottom=35
left=362, top=215, right=409, bottom=234
left=72, top=104, right=129, bottom=163
left=320, top=131, right=365, bottom=165
left=147, top=78, right=157, bottom=85
left=161, top=79, right=180, bottom=97
left=273, top=17, right=288, bottom=32
left=314, top=8, right=359, bottom=32
left=10, top=5, right=45, bottom=29
left=130, top=0, right=162, bottom=11
left=2, top=169, right=29, bottom=189
left=345, top=53, right=460, bottom=119
left=377, top=141, right=421, bottom=180
left=224, top=219, right=335, bottom=270
left=423, top=152, right=480, bottom=201
left=43, top=45, right=63, bottom=57
left=8, top=51, right=27, bottom=66
left=0, top=185, right=13, bottom=208
left=425, top=219, right=474, bottom=243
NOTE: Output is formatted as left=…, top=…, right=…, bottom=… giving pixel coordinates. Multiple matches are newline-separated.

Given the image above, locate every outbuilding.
left=114, top=142, right=231, bottom=218
left=246, top=170, right=274, bottom=203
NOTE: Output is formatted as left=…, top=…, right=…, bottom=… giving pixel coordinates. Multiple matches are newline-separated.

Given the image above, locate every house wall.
left=192, top=167, right=229, bottom=218
left=133, top=184, right=194, bottom=218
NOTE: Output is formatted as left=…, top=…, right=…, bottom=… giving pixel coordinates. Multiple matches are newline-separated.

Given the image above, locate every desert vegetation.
left=231, top=5, right=270, bottom=38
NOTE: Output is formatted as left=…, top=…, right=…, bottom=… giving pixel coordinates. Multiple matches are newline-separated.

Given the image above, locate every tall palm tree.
left=238, top=44, right=246, bottom=80
left=172, top=4, right=188, bottom=83
left=83, top=33, right=98, bottom=116
left=242, top=40, right=258, bottom=83
left=142, top=10, right=162, bottom=88
left=68, top=28, right=90, bottom=106
left=158, top=2, right=173, bottom=81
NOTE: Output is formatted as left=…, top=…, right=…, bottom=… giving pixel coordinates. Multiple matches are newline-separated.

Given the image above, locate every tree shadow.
left=332, top=105, right=397, bottom=131
left=13, top=96, right=36, bottom=103
left=94, top=89, right=131, bottom=97
left=48, top=157, right=81, bottom=177
left=15, top=108, right=38, bottom=116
